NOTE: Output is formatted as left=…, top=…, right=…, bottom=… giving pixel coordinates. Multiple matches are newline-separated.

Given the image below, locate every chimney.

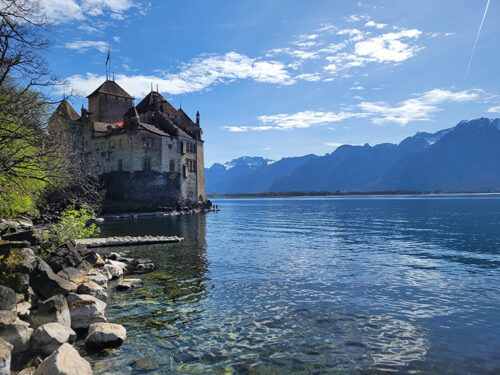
left=196, top=111, right=200, bottom=127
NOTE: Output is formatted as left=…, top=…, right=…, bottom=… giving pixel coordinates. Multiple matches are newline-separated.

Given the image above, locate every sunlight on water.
left=87, top=195, right=500, bottom=374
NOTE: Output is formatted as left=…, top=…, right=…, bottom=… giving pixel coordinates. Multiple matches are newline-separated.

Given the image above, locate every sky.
left=39, top=0, right=500, bottom=166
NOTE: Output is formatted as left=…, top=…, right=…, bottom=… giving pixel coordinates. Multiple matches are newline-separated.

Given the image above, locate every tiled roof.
left=136, top=91, right=176, bottom=114
left=93, top=122, right=122, bottom=133
left=139, top=123, right=170, bottom=137
left=87, top=80, right=133, bottom=99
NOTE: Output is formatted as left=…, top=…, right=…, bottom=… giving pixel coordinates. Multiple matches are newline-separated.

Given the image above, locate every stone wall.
left=89, top=95, right=133, bottom=123
left=102, top=171, right=181, bottom=206
left=196, top=140, right=206, bottom=201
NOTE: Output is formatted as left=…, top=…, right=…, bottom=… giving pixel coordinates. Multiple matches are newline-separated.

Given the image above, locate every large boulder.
left=103, top=259, right=126, bottom=279
left=0, top=248, right=37, bottom=274
left=1, top=229, right=39, bottom=245
left=35, top=343, right=92, bottom=375
left=17, top=301, right=31, bottom=320
left=29, top=258, right=77, bottom=300
left=30, top=323, right=76, bottom=357
left=67, top=294, right=106, bottom=331
left=0, top=322, right=33, bottom=355
left=30, top=295, right=71, bottom=330
left=44, top=246, right=83, bottom=274
left=85, top=269, right=108, bottom=287
left=0, top=337, right=12, bottom=375
left=85, top=322, right=126, bottom=350
left=77, top=282, right=107, bottom=302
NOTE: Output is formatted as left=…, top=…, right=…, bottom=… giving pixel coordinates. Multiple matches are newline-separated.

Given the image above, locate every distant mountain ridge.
left=205, top=118, right=500, bottom=194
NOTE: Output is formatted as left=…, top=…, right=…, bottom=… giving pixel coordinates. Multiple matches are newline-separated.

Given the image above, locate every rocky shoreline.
left=0, top=219, right=157, bottom=374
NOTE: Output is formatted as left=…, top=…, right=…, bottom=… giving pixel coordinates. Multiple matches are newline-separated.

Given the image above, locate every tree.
left=0, top=0, right=103, bottom=217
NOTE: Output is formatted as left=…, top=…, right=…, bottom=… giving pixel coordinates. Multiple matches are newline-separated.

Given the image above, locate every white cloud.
left=222, top=126, right=251, bottom=132
left=63, top=52, right=294, bottom=98
left=324, top=142, right=344, bottom=148
left=39, top=0, right=141, bottom=23
left=113, top=36, right=121, bottom=43
left=364, top=20, right=387, bottom=29
left=354, top=29, right=422, bottom=63
left=359, top=89, right=481, bottom=125
left=296, top=73, right=322, bottom=82
left=487, top=106, right=500, bottom=113
left=65, top=40, right=109, bottom=53
left=258, top=111, right=359, bottom=130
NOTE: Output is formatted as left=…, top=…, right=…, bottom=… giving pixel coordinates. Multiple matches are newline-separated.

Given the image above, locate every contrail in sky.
left=466, top=0, right=491, bottom=77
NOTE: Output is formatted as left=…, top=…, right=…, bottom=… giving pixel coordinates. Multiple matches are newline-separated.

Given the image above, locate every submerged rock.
left=30, top=295, right=71, bottom=330
left=35, top=343, right=92, bottom=375
left=67, top=294, right=106, bottom=331
left=131, top=357, right=159, bottom=371
left=85, top=322, right=126, bottom=350
left=116, top=279, right=143, bottom=291
left=30, top=323, right=76, bottom=357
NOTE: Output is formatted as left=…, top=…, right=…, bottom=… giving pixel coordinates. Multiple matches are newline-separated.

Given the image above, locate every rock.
left=30, top=295, right=71, bottom=330
left=116, top=279, right=143, bottom=291
left=103, top=260, right=126, bottom=279
left=0, top=337, right=12, bottom=375
left=4, top=272, right=30, bottom=294
left=134, top=262, right=155, bottom=274
left=1, top=230, right=39, bottom=245
left=99, top=266, right=112, bottom=281
left=44, top=246, right=83, bottom=274
left=29, top=258, right=77, bottom=300
left=77, top=260, right=93, bottom=272
left=86, top=269, right=108, bottom=287
left=0, top=285, right=20, bottom=311
left=131, top=357, right=159, bottom=371
left=107, top=252, right=121, bottom=261
left=77, top=282, right=107, bottom=302
left=18, top=367, right=36, bottom=375
left=57, top=267, right=85, bottom=283
left=0, top=248, right=36, bottom=274
left=0, top=311, right=17, bottom=325
left=17, top=301, right=31, bottom=320
left=0, top=323, right=33, bottom=355
left=35, top=343, right=92, bottom=375
left=30, top=323, right=76, bottom=357
left=0, top=241, right=31, bottom=251
left=85, top=323, right=126, bottom=350
left=67, top=294, right=106, bottom=331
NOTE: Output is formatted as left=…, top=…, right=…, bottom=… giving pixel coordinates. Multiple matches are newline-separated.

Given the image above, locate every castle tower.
left=87, top=80, right=134, bottom=123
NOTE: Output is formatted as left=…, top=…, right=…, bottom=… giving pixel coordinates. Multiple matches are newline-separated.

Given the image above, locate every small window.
left=95, top=143, right=100, bottom=151
left=117, top=159, right=123, bottom=171
left=183, top=165, right=187, bottom=178
left=109, top=140, right=115, bottom=150
left=169, top=160, right=175, bottom=172
left=168, top=143, right=173, bottom=149
left=180, top=141, right=185, bottom=154
left=144, top=138, right=152, bottom=148
left=143, top=158, right=152, bottom=171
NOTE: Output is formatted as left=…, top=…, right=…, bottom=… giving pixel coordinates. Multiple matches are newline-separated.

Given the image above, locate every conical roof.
left=87, top=80, right=133, bottom=99
left=50, top=99, right=80, bottom=122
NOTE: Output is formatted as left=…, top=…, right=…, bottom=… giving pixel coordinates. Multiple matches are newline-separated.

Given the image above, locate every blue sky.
left=42, top=0, right=499, bottom=166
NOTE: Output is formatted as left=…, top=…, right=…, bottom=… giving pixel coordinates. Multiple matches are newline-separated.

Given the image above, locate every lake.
left=89, top=195, right=500, bottom=374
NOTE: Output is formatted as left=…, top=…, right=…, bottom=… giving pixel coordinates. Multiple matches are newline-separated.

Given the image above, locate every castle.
left=50, top=79, right=206, bottom=208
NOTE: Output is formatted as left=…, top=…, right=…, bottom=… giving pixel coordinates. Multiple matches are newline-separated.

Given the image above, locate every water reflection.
left=89, top=196, right=500, bottom=374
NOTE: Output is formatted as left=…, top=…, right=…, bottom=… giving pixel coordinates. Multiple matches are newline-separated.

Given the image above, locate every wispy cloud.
left=63, top=52, right=295, bottom=97
left=359, top=89, right=482, bottom=125
left=65, top=40, right=109, bottom=53
left=487, top=106, right=500, bottom=113
left=222, top=88, right=484, bottom=132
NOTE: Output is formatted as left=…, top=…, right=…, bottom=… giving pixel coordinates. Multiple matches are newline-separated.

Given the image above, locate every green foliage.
left=41, top=205, right=100, bottom=251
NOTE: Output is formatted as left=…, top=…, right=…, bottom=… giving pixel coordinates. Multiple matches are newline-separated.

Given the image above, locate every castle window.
left=144, top=138, right=152, bottom=148
left=186, top=158, right=196, bottom=173
left=95, top=143, right=100, bottom=151
left=117, top=159, right=123, bottom=171
left=180, top=141, right=185, bottom=154
left=183, top=165, right=187, bottom=178
left=169, top=160, right=175, bottom=172
left=109, top=140, right=115, bottom=150
left=143, top=158, right=152, bottom=171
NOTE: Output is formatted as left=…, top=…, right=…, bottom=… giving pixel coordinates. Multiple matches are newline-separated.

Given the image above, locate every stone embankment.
left=0, top=219, right=158, bottom=374
left=75, top=235, right=182, bottom=248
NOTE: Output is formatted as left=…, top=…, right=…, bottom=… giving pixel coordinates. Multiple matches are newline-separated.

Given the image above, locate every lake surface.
left=89, top=195, right=500, bottom=374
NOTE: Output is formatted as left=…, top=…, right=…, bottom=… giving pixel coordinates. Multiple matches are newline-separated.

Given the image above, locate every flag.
left=105, top=49, right=110, bottom=65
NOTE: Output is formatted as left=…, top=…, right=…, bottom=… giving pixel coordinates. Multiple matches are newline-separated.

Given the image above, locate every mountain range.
left=205, top=118, right=500, bottom=194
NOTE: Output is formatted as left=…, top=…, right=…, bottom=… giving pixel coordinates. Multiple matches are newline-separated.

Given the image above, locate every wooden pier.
left=75, top=235, right=183, bottom=248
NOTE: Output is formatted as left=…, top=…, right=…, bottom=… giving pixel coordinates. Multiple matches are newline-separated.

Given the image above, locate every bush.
left=41, top=205, right=100, bottom=251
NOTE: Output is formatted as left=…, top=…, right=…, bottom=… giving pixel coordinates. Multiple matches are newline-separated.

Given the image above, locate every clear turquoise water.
left=89, top=195, right=500, bottom=374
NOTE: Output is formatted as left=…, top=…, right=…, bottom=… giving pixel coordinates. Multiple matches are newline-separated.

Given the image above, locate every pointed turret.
left=196, top=111, right=200, bottom=127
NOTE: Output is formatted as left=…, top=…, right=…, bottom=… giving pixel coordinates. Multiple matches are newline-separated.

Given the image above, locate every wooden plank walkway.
left=75, top=235, right=183, bottom=248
